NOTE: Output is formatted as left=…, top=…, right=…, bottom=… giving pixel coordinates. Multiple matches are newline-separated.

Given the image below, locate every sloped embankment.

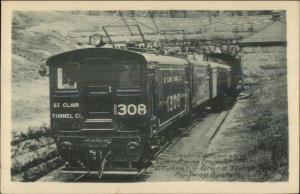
left=12, top=12, right=80, bottom=133
left=11, top=12, right=80, bottom=181
left=194, top=46, right=288, bottom=181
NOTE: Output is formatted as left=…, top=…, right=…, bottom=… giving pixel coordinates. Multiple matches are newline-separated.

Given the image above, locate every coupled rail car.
left=46, top=46, right=232, bottom=177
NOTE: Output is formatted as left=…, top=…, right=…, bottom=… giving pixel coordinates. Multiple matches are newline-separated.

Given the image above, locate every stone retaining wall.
left=11, top=126, right=63, bottom=182
left=241, top=46, right=287, bottom=84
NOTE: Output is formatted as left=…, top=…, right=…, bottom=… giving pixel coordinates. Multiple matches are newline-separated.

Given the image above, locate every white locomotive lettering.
left=52, top=113, right=74, bottom=119
left=127, top=104, right=137, bottom=115
left=115, top=104, right=147, bottom=116
left=63, top=103, right=79, bottom=108
left=117, top=104, right=127, bottom=116
left=172, top=76, right=181, bottom=81
left=53, top=103, right=60, bottom=108
left=75, top=113, right=83, bottom=118
left=53, top=103, right=79, bottom=108
left=166, top=93, right=182, bottom=112
left=163, top=76, right=183, bottom=83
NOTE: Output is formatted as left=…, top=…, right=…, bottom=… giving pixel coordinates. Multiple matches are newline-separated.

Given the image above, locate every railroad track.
left=153, top=117, right=201, bottom=159
left=37, top=112, right=208, bottom=182
left=56, top=113, right=202, bottom=182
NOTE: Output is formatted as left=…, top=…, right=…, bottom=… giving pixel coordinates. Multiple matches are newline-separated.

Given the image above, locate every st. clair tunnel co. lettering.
left=53, top=102, right=79, bottom=108
left=52, top=113, right=83, bottom=119
left=52, top=103, right=82, bottom=119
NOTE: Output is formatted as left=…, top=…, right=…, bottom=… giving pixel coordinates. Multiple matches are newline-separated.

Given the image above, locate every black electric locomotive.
left=46, top=47, right=231, bottom=176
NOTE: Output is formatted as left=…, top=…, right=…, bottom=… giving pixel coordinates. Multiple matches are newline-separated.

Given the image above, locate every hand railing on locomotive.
left=147, top=65, right=159, bottom=132
left=85, top=149, right=111, bottom=178
left=97, top=150, right=111, bottom=179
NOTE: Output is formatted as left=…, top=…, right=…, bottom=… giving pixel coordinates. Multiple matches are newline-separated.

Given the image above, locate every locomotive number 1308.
left=114, top=104, right=147, bottom=116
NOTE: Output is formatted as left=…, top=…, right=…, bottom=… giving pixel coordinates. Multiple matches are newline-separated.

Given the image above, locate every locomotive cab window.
left=118, top=64, right=140, bottom=89
left=57, top=67, right=77, bottom=89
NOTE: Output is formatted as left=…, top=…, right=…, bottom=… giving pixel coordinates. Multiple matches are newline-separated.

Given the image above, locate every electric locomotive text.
left=46, top=48, right=231, bottom=176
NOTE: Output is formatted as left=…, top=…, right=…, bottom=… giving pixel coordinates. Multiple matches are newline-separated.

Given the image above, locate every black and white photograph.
left=1, top=1, right=299, bottom=194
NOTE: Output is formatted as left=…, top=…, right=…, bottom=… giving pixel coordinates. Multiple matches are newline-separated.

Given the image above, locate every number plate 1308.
left=114, top=104, right=147, bottom=116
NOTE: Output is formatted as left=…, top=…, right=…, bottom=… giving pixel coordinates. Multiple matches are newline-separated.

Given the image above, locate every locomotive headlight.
left=128, top=142, right=140, bottom=150
left=89, top=34, right=103, bottom=47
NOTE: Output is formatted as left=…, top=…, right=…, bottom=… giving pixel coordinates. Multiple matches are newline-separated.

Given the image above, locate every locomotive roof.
left=46, top=48, right=189, bottom=67
left=46, top=47, right=229, bottom=69
left=142, top=53, right=189, bottom=66
left=46, top=48, right=146, bottom=65
left=188, top=59, right=209, bottom=68
left=208, top=61, right=231, bottom=69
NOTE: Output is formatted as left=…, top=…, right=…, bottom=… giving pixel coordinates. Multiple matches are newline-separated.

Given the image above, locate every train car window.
left=85, top=63, right=115, bottom=86
left=118, top=64, right=140, bottom=88
left=57, top=68, right=77, bottom=89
